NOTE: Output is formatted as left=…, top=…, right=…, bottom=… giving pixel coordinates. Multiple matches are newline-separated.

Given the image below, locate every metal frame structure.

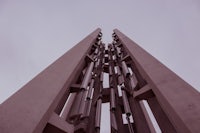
left=0, top=28, right=200, bottom=133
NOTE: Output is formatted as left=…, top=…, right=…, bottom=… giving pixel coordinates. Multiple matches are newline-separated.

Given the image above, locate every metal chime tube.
left=81, top=62, right=94, bottom=90
left=102, top=57, right=105, bottom=64
left=109, top=66, right=113, bottom=76
left=110, top=88, right=116, bottom=111
left=108, top=54, right=111, bottom=61
left=126, top=116, right=134, bottom=133
left=121, top=89, right=131, bottom=116
left=129, top=75, right=138, bottom=91
left=95, top=98, right=102, bottom=129
left=118, top=75, right=125, bottom=85
left=87, top=79, right=95, bottom=100
left=116, top=65, right=121, bottom=76
left=94, top=60, right=99, bottom=68
left=121, top=86, right=134, bottom=133
left=113, top=55, right=116, bottom=61
left=122, top=61, right=130, bottom=78
left=110, top=112, right=118, bottom=132
left=84, top=100, right=93, bottom=117
left=97, top=58, right=100, bottom=66
left=78, top=90, right=88, bottom=116
left=100, top=72, right=104, bottom=83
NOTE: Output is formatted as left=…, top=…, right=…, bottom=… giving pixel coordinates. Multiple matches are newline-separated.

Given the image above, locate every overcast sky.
left=0, top=0, right=200, bottom=132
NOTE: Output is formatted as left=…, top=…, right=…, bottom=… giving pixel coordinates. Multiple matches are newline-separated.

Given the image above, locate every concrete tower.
left=0, top=28, right=200, bottom=133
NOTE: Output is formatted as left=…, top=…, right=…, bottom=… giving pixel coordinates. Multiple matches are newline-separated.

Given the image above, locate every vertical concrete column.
left=0, top=28, right=101, bottom=133
left=114, top=29, right=200, bottom=133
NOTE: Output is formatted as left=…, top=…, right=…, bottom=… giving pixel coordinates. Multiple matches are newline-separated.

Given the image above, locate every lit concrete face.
left=0, top=29, right=200, bottom=133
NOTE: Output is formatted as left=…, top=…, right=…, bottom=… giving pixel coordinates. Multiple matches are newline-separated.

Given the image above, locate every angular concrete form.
left=0, top=28, right=200, bottom=133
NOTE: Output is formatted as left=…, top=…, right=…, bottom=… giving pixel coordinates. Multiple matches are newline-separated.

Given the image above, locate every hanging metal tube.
left=108, top=54, right=112, bottom=61
left=110, top=111, right=118, bottom=131
left=116, top=65, right=121, bottom=76
left=118, top=75, right=124, bottom=85
left=126, top=116, right=134, bottom=133
left=129, top=75, right=138, bottom=91
left=87, top=79, right=95, bottom=100
left=110, top=88, right=116, bottom=111
left=122, top=61, right=130, bottom=78
left=112, top=55, right=116, bottom=61
left=102, top=57, right=105, bottom=64
left=84, top=100, right=92, bottom=117
left=94, top=58, right=99, bottom=68
left=95, top=99, right=102, bottom=129
left=78, top=90, right=88, bottom=116
left=100, top=72, right=104, bottom=83
left=109, top=66, right=113, bottom=76
left=97, top=59, right=100, bottom=66
left=121, top=89, right=131, bottom=116
left=81, top=62, right=94, bottom=90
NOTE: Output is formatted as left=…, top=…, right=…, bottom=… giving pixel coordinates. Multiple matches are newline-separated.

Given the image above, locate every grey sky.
left=0, top=0, right=200, bottom=132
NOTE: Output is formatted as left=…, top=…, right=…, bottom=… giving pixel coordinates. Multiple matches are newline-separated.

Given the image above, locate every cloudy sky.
left=0, top=0, right=200, bottom=132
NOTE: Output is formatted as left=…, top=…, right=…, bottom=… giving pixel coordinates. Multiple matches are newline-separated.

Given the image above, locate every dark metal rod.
left=108, top=53, right=112, bottom=61
left=81, top=62, right=94, bottom=90
left=95, top=99, right=102, bottom=128
left=109, top=66, right=113, bottom=76
left=100, top=72, right=104, bottom=83
left=110, top=111, right=118, bottom=131
left=126, top=116, right=134, bottom=133
left=102, top=57, right=105, bottom=64
left=110, top=88, right=116, bottom=111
